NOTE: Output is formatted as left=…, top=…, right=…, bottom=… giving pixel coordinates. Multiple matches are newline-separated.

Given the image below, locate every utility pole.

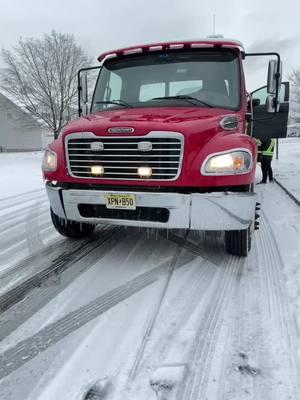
left=213, top=13, right=216, bottom=35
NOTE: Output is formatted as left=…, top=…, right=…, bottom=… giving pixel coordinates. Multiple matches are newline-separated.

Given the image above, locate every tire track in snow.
left=257, top=211, right=300, bottom=399
left=0, top=207, right=48, bottom=234
left=0, top=202, right=52, bottom=281
left=24, top=201, right=45, bottom=254
left=128, top=231, right=190, bottom=381
left=0, top=193, right=46, bottom=212
left=148, top=260, right=216, bottom=367
left=111, top=232, right=224, bottom=400
left=134, top=232, right=224, bottom=379
left=0, top=200, right=48, bottom=227
left=0, top=220, right=49, bottom=253
left=217, top=240, right=276, bottom=400
left=0, top=226, right=59, bottom=276
left=167, top=231, right=225, bottom=266
left=274, top=177, right=300, bottom=208
left=0, top=256, right=174, bottom=381
left=0, top=188, right=43, bottom=203
left=175, top=255, right=243, bottom=400
left=0, top=227, right=121, bottom=314
left=0, top=236, right=63, bottom=280
left=0, top=227, right=125, bottom=341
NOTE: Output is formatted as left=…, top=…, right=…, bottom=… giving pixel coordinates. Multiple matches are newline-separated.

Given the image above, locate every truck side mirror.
left=267, top=59, right=282, bottom=95
left=80, top=73, right=88, bottom=114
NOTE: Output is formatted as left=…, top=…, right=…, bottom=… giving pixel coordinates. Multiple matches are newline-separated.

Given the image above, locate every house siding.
left=0, top=93, right=52, bottom=151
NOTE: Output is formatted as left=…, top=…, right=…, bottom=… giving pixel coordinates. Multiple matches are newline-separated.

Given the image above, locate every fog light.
left=138, top=166, right=152, bottom=178
left=91, top=165, right=104, bottom=175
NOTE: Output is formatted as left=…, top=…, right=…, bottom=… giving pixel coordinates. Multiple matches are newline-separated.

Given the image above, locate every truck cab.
left=42, top=37, right=289, bottom=256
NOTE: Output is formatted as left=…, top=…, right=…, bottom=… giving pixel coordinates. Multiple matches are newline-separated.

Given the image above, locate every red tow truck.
left=42, top=37, right=289, bottom=256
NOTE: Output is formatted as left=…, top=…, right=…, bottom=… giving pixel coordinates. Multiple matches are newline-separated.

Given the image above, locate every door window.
left=252, top=83, right=286, bottom=105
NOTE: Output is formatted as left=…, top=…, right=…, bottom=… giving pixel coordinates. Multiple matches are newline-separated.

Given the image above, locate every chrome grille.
left=66, top=133, right=183, bottom=181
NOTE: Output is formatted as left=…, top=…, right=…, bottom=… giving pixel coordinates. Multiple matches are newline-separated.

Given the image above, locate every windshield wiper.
left=151, top=95, right=214, bottom=108
left=95, top=100, right=134, bottom=108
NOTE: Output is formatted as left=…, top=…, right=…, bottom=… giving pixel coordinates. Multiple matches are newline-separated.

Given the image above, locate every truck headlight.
left=42, top=149, right=57, bottom=172
left=202, top=150, right=252, bottom=175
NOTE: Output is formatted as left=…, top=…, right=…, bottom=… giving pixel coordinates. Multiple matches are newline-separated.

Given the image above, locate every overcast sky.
left=0, top=0, right=299, bottom=90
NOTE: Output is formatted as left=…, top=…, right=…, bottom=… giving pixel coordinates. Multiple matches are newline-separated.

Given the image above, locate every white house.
left=0, top=92, right=53, bottom=151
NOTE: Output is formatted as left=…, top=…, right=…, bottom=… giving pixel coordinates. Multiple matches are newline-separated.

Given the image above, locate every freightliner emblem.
left=138, top=141, right=152, bottom=152
left=90, top=142, right=104, bottom=151
left=108, top=127, right=135, bottom=134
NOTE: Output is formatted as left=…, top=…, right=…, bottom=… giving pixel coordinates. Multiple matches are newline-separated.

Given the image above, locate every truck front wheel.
left=50, top=208, right=95, bottom=238
left=225, top=228, right=251, bottom=257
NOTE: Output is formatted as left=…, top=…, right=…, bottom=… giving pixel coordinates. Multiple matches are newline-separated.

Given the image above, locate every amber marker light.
left=233, top=156, right=245, bottom=171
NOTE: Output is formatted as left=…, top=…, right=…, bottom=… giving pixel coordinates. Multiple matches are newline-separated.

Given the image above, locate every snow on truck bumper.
left=46, top=185, right=257, bottom=231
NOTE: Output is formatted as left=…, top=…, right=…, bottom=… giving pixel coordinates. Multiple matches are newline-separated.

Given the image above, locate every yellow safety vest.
left=262, top=139, right=275, bottom=157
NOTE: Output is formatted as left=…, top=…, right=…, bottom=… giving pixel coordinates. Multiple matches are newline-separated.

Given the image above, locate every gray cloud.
left=244, top=35, right=300, bottom=89
left=247, top=36, right=300, bottom=54
left=0, top=0, right=299, bottom=91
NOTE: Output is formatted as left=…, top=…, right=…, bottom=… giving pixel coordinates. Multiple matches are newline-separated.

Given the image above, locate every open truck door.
left=250, top=82, right=290, bottom=140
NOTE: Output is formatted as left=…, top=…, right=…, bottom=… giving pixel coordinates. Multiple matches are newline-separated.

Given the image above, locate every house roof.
left=0, top=91, right=48, bottom=129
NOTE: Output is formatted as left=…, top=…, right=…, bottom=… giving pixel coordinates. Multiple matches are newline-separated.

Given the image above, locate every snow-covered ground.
left=0, top=143, right=300, bottom=400
left=0, top=152, right=44, bottom=200
left=273, top=138, right=300, bottom=202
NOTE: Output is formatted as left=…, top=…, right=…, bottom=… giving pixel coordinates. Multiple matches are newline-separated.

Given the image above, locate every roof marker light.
left=169, top=44, right=184, bottom=49
left=123, top=48, right=143, bottom=56
left=191, top=43, right=214, bottom=48
left=149, top=45, right=163, bottom=51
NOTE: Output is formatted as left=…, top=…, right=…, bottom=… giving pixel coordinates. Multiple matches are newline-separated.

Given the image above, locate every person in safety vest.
left=259, top=138, right=276, bottom=183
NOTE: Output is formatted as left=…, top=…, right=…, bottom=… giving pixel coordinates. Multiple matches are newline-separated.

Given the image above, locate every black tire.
left=50, top=208, right=95, bottom=238
left=225, top=227, right=251, bottom=257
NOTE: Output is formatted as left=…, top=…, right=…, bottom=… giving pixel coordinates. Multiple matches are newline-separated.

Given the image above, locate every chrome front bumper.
left=46, top=185, right=257, bottom=231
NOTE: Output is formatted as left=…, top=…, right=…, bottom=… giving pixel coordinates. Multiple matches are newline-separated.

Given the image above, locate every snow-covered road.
left=0, top=142, right=300, bottom=400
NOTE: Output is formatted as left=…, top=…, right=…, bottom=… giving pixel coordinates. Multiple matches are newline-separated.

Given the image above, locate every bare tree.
left=288, top=69, right=300, bottom=123
left=1, top=30, right=91, bottom=139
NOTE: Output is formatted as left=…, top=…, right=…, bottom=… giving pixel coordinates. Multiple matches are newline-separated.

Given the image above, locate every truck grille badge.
left=138, top=141, right=152, bottom=152
left=90, top=142, right=104, bottom=151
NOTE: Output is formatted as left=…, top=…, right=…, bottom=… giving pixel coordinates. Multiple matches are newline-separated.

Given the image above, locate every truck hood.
left=63, top=107, right=242, bottom=137
left=48, top=106, right=256, bottom=188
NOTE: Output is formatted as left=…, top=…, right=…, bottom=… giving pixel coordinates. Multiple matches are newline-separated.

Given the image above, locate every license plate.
left=105, top=193, right=136, bottom=210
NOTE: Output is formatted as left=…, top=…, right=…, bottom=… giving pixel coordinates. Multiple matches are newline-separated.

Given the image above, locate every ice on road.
left=0, top=141, right=300, bottom=400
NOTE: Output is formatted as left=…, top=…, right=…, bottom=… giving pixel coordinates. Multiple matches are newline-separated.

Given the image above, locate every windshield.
left=91, top=49, right=241, bottom=112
